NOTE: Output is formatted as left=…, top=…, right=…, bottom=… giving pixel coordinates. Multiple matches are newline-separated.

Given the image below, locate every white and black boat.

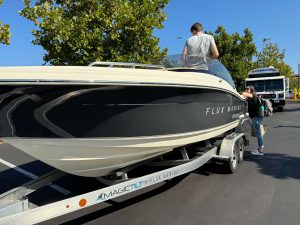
left=0, top=56, right=246, bottom=177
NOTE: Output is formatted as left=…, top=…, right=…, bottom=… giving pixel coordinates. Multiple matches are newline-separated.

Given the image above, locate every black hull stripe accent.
left=0, top=85, right=246, bottom=138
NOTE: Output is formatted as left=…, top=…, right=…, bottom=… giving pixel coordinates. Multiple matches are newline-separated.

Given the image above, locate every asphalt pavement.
left=0, top=103, right=300, bottom=225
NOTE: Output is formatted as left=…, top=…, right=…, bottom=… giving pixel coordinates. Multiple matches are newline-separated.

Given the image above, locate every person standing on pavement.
left=242, top=86, right=264, bottom=156
left=181, top=22, right=219, bottom=67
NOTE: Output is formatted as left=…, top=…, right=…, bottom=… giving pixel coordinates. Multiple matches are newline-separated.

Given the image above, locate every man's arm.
left=181, top=46, right=187, bottom=66
left=241, top=92, right=253, bottom=98
left=210, top=43, right=219, bottom=59
left=210, top=36, right=219, bottom=59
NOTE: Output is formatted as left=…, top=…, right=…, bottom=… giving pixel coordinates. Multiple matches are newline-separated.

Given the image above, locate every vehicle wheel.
left=238, top=138, right=245, bottom=163
left=225, top=142, right=238, bottom=173
left=278, top=107, right=284, bottom=112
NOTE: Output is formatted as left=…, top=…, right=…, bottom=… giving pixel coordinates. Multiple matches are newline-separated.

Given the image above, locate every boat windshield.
left=161, top=54, right=236, bottom=89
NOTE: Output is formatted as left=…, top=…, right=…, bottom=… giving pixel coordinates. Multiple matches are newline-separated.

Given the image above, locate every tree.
left=256, top=38, right=293, bottom=78
left=289, top=75, right=298, bottom=90
left=209, top=26, right=257, bottom=91
left=0, top=0, right=10, bottom=45
left=20, top=0, right=169, bottom=65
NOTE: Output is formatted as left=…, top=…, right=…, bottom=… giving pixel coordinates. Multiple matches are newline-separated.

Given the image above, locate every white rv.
left=245, top=66, right=289, bottom=111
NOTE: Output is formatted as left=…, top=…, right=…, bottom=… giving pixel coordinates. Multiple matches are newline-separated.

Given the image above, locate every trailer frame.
left=0, top=132, right=247, bottom=225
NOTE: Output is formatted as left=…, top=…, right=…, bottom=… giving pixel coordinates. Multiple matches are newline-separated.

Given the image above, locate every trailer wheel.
left=225, top=142, right=238, bottom=173
left=238, top=138, right=245, bottom=163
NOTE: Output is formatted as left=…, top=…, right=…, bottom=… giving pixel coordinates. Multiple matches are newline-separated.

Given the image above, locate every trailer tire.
left=225, top=142, right=238, bottom=173
left=238, top=138, right=245, bottom=163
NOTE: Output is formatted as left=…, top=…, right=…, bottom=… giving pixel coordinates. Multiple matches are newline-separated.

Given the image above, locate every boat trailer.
left=0, top=132, right=248, bottom=225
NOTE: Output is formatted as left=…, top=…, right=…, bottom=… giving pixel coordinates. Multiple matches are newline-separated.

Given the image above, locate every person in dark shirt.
left=242, top=86, right=264, bottom=156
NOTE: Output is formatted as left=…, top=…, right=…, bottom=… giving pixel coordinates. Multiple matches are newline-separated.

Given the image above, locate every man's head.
left=245, top=86, right=255, bottom=94
left=190, top=22, right=203, bottom=35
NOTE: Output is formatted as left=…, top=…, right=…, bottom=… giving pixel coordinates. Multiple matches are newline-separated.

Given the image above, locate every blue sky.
left=0, top=0, right=299, bottom=73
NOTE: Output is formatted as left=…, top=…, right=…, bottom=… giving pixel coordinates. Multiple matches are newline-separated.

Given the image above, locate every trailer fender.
left=216, top=133, right=245, bottom=160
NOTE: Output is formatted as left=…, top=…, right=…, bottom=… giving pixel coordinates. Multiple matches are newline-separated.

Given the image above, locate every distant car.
left=286, top=90, right=297, bottom=99
left=288, top=90, right=295, bottom=99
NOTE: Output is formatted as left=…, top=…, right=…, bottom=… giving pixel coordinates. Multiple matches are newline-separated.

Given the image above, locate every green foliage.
left=256, top=38, right=293, bottom=78
left=289, top=75, right=298, bottom=89
left=209, top=26, right=257, bottom=91
left=209, top=27, right=292, bottom=91
left=20, top=0, right=169, bottom=65
left=0, top=0, right=11, bottom=45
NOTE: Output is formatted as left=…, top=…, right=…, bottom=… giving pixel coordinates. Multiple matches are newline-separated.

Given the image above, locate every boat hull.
left=0, top=67, right=247, bottom=177
left=3, top=120, right=239, bottom=177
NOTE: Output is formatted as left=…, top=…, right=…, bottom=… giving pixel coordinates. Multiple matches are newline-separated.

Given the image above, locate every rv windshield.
left=245, top=79, right=284, bottom=92
left=245, top=80, right=265, bottom=92
left=265, top=79, right=284, bottom=91
left=162, top=54, right=236, bottom=89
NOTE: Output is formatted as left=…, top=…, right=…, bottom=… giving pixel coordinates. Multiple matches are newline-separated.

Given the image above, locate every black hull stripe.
left=0, top=85, right=246, bottom=138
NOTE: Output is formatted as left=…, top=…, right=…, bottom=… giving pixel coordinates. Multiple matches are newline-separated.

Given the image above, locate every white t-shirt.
left=184, top=33, right=216, bottom=68
left=185, top=33, right=216, bottom=57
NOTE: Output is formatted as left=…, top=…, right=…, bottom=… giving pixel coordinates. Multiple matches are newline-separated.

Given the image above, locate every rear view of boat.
left=0, top=56, right=247, bottom=177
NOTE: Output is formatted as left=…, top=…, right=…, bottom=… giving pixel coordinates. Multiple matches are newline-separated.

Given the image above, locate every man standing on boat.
left=181, top=22, right=219, bottom=68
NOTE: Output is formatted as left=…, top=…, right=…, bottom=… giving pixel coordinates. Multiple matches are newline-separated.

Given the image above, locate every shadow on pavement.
left=0, top=160, right=105, bottom=206
left=61, top=174, right=188, bottom=225
left=273, top=125, right=300, bottom=129
left=194, top=161, right=228, bottom=175
left=0, top=161, right=191, bottom=224
left=281, top=106, right=300, bottom=113
left=244, top=152, right=300, bottom=180
left=0, top=160, right=53, bottom=194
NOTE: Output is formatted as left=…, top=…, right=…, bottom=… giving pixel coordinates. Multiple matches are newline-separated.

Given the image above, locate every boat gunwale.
left=0, top=79, right=245, bottom=101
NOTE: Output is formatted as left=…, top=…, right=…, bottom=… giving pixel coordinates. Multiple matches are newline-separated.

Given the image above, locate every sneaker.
left=258, top=146, right=264, bottom=154
left=251, top=150, right=264, bottom=156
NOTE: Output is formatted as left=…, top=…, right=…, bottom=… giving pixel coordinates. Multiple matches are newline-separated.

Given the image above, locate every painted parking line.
left=0, top=158, right=71, bottom=196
